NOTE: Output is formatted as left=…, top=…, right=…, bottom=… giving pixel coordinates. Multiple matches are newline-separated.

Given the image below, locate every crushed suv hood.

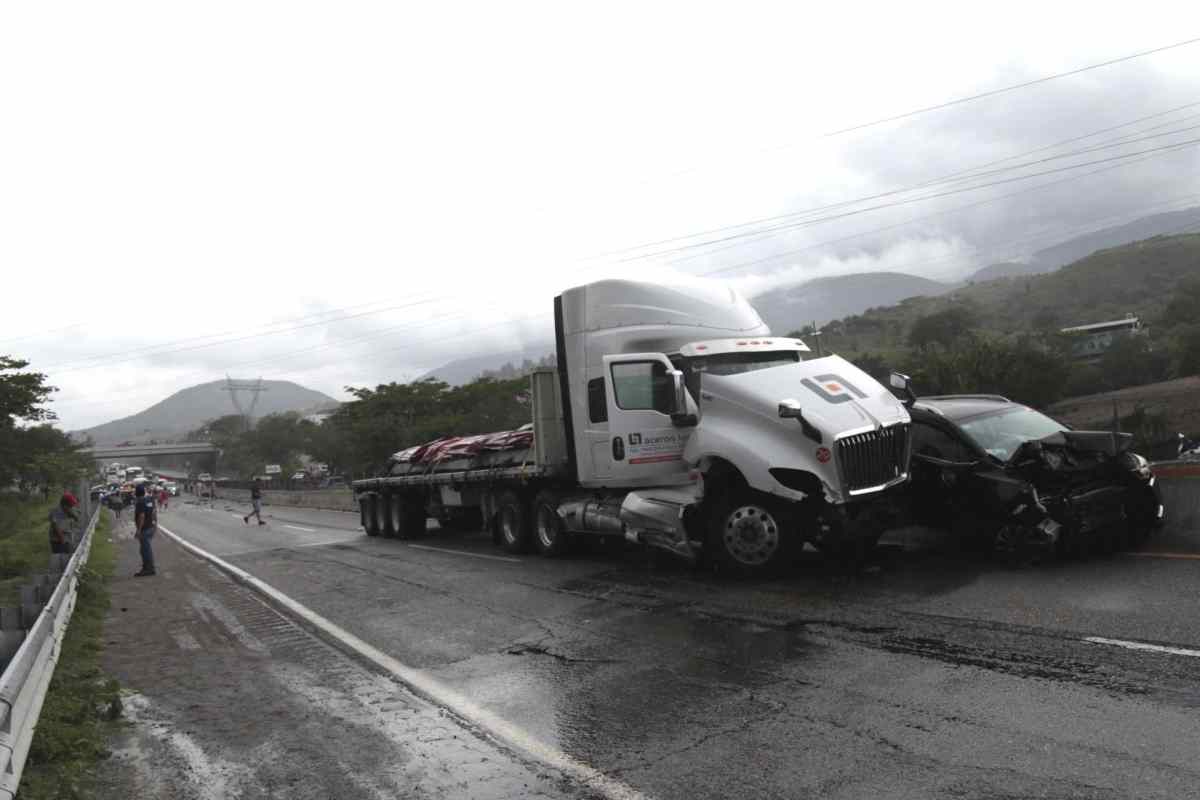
left=700, top=355, right=909, bottom=437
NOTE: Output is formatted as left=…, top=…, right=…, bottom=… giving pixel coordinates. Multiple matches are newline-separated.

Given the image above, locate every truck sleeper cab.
left=354, top=278, right=911, bottom=575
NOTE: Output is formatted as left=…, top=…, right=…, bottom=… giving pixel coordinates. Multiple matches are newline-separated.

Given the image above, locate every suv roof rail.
left=919, top=394, right=1012, bottom=403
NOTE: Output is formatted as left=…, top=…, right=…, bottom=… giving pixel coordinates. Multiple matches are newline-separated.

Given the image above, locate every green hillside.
left=800, top=233, right=1200, bottom=354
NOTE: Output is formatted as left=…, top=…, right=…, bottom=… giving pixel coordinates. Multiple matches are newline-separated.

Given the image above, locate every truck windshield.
left=684, top=350, right=801, bottom=376
left=959, top=407, right=1066, bottom=462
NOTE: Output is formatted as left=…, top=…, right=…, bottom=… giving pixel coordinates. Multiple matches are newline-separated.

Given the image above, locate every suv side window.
left=912, top=421, right=975, bottom=462
left=587, top=377, right=608, bottom=423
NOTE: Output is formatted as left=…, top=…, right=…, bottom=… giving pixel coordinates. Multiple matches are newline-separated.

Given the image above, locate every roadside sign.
left=265, top=464, right=282, bottom=475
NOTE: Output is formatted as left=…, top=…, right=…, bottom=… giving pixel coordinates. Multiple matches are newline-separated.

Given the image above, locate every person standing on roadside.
left=158, top=485, right=169, bottom=511
left=48, top=492, right=79, bottom=554
left=244, top=478, right=266, bottom=525
left=133, top=485, right=157, bottom=577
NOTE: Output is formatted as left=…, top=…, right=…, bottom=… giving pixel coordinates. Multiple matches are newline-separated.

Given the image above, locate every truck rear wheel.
left=379, top=493, right=398, bottom=539
left=708, top=491, right=794, bottom=576
left=361, top=494, right=380, bottom=537
left=533, top=490, right=570, bottom=557
left=496, top=489, right=532, bottom=554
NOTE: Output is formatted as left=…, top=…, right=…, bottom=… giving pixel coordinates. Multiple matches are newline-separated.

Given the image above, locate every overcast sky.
left=3, top=1, right=1200, bottom=431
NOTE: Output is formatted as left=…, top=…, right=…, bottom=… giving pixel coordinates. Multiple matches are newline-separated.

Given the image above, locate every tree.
left=1097, top=335, right=1170, bottom=390
left=908, top=305, right=977, bottom=349
left=0, top=356, right=89, bottom=491
left=900, top=335, right=1070, bottom=408
left=1170, top=324, right=1200, bottom=378
left=1161, top=278, right=1200, bottom=328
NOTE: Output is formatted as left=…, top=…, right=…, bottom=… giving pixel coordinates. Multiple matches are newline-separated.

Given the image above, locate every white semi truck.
left=353, top=278, right=912, bottom=574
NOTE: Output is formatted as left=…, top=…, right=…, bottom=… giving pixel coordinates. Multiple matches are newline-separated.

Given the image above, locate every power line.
left=618, top=138, right=1200, bottom=265
left=822, top=36, right=1200, bottom=138
left=557, top=100, right=1200, bottom=266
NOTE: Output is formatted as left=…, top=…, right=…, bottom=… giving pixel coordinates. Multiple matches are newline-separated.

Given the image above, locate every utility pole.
left=223, top=376, right=268, bottom=433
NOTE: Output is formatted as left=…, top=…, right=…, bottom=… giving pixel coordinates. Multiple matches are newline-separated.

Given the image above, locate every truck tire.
left=379, top=493, right=398, bottom=539
left=533, top=490, right=570, bottom=557
left=496, top=489, right=532, bottom=554
left=708, top=491, right=794, bottom=576
left=361, top=494, right=380, bottom=537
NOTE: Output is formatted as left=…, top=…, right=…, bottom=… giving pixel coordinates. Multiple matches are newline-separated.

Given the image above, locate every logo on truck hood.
left=801, top=374, right=869, bottom=404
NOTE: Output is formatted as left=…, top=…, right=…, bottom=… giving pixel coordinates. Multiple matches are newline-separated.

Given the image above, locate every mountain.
left=820, top=232, right=1200, bottom=353
left=750, top=272, right=953, bottom=333
left=968, top=207, right=1200, bottom=283
left=76, top=380, right=339, bottom=445
left=420, top=344, right=556, bottom=386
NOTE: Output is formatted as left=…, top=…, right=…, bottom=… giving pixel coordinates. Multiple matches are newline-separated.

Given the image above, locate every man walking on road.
left=133, top=485, right=157, bottom=577
left=244, top=478, right=266, bottom=526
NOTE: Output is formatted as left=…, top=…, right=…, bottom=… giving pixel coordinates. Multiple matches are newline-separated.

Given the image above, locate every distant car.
left=164, top=482, right=179, bottom=496
left=905, top=394, right=1163, bottom=559
left=197, top=473, right=212, bottom=482
left=320, top=476, right=347, bottom=489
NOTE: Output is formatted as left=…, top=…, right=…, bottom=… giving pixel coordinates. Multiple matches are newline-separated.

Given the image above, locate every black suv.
left=905, top=394, right=1163, bottom=559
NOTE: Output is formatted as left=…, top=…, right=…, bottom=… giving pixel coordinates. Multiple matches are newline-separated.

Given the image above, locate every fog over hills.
left=75, top=380, right=339, bottom=445
left=750, top=272, right=953, bottom=332
left=968, top=206, right=1200, bottom=282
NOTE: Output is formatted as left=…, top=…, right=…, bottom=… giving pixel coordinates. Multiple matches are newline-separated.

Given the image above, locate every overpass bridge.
left=84, top=443, right=219, bottom=460
left=84, top=443, right=220, bottom=477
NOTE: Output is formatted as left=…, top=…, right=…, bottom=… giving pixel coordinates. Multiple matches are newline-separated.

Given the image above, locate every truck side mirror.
left=778, top=399, right=822, bottom=443
left=889, top=371, right=916, bottom=406
left=670, top=370, right=687, bottom=414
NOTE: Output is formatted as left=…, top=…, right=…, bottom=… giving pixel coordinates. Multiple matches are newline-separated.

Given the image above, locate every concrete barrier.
left=213, top=487, right=358, bottom=513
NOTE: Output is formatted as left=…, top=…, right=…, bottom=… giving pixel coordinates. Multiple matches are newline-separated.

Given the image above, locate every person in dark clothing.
left=244, top=479, right=266, bottom=526
left=133, top=485, right=157, bottom=577
left=48, top=493, right=79, bottom=554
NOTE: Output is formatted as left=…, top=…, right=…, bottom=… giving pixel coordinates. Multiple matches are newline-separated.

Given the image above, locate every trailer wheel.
left=361, top=494, right=380, bottom=537
left=708, top=491, right=794, bottom=576
left=379, top=493, right=398, bottom=539
left=533, top=490, right=570, bottom=557
left=496, top=489, right=532, bottom=554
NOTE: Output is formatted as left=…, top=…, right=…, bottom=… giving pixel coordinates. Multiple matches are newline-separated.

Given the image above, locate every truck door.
left=602, top=353, right=693, bottom=487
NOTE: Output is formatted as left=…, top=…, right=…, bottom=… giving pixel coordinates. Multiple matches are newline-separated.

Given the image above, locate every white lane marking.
left=1084, top=636, right=1200, bottom=658
left=156, top=524, right=647, bottom=800
left=230, top=514, right=246, bottom=521
left=284, top=524, right=316, bottom=532
left=406, top=543, right=521, bottom=563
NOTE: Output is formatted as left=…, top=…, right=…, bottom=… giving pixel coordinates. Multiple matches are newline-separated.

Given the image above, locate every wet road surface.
left=153, top=496, right=1200, bottom=799
left=95, top=513, right=594, bottom=800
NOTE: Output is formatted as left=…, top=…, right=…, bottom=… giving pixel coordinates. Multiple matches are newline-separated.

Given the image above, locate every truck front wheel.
left=709, top=492, right=794, bottom=576
left=497, top=490, right=532, bottom=554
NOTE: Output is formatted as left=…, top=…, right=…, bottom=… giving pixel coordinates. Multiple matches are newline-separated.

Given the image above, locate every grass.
left=13, top=509, right=122, bottom=800
left=0, top=496, right=57, bottom=606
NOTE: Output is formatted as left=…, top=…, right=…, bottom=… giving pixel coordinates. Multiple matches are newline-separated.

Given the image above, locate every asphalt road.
left=157, top=495, right=1200, bottom=799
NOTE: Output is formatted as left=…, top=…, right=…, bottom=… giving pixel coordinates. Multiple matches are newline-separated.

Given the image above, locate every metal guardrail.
left=0, top=504, right=100, bottom=800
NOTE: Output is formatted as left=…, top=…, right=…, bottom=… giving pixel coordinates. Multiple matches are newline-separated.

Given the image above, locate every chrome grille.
left=836, top=424, right=909, bottom=493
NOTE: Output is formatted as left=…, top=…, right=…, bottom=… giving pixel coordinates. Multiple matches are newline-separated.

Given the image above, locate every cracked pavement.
left=132, top=496, right=1200, bottom=799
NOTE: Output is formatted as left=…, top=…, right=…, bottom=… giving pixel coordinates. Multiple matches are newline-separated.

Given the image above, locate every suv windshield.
left=684, top=350, right=801, bottom=376
left=959, top=406, right=1066, bottom=462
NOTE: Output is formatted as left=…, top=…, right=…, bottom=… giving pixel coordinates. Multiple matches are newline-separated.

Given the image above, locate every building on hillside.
left=1060, top=314, right=1143, bottom=361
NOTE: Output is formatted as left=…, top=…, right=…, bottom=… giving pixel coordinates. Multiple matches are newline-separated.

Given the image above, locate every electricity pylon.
left=223, top=376, right=268, bottom=432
